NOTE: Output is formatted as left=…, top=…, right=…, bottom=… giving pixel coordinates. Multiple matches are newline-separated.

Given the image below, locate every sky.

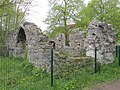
left=26, top=0, right=91, bottom=31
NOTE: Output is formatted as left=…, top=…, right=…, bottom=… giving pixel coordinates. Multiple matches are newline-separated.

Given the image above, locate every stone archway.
left=15, top=26, right=27, bottom=57
left=15, top=26, right=26, bottom=56
left=17, top=26, right=26, bottom=44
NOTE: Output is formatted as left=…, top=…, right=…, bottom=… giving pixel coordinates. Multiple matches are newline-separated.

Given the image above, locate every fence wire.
left=0, top=45, right=117, bottom=90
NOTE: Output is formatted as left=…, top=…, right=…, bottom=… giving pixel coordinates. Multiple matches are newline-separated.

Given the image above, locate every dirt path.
left=91, top=79, right=120, bottom=90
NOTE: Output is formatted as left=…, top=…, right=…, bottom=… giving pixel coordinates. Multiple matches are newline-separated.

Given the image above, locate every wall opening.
left=16, top=26, right=27, bottom=58
left=17, top=27, right=26, bottom=44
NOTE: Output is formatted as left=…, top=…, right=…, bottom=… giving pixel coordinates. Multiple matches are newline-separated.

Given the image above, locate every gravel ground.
left=90, top=79, right=120, bottom=90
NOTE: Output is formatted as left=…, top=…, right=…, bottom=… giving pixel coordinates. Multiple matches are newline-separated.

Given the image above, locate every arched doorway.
left=16, top=27, right=26, bottom=49
left=17, top=26, right=26, bottom=44
left=15, top=26, right=27, bottom=57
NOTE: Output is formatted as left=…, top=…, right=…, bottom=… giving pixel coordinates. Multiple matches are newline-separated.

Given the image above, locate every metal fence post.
left=51, top=48, right=53, bottom=87
left=94, top=47, right=97, bottom=73
left=119, top=46, right=120, bottom=66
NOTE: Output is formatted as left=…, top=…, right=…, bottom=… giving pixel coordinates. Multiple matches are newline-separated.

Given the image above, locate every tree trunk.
left=63, top=0, right=69, bottom=46
left=65, top=33, right=70, bottom=46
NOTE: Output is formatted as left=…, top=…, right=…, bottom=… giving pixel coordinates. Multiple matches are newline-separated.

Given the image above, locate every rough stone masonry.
left=85, top=20, right=115, bottom=64
left=5, top=20, right=116, bottom=72
left=6, top=22, right=51, bottom=71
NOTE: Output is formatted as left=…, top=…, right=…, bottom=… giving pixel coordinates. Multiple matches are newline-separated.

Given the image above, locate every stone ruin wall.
left=55, top=33, right=65, bottom=50
left=53, top=20, right=115, bottom=64
left=5, top=19, right=116, bottom=72
left=85, top=20, right=115, bottom=64
left=54, top=29, right=85, bottom=56
left=69, top=29, right=85, bottom=51
left=6, top=22, right=51, bottom=71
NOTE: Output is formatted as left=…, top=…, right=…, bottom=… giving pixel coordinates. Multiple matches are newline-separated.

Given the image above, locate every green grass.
left=0, top=56, right=120, bottom=90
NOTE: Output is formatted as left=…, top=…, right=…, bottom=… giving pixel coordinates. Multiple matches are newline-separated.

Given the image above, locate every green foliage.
left=0, top=57, right=49, bottom=89
left=0, top=0, right=32, bottom=46
left=44, top=0, right=120, bottom=43
left=0, top=56, right=120, bottom=90
left=79, top=0, right=120, bottom=42
left=44, top=0, right=85, bottom=45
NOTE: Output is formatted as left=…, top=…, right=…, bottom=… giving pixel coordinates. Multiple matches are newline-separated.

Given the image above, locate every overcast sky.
left=26, top=0, right=91, bottom=31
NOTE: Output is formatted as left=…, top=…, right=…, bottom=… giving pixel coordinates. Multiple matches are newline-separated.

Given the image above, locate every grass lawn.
left=0, top=56, right=120, bottom=90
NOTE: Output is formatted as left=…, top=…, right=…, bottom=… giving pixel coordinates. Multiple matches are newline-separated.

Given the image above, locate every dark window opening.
left=17, top=27, right=26, bottom=44
left=99, top=25, right=104, bottom=29
left=92, top=33, right=96, bottom=35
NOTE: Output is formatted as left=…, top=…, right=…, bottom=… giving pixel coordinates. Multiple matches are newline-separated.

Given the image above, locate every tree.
left=0, top=0, right=32, bottom=45
left=44, top=0, right=85, bottom=46
left=0, top=0, right=32, bottom=30
left=79, top=0, right=120, bottom=42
